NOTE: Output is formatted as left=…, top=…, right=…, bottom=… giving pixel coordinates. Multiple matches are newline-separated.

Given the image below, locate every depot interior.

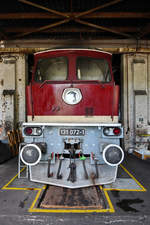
left=0, top=0, right=150, bottom=220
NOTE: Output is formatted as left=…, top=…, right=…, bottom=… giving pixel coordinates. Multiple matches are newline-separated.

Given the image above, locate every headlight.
left=24, top=127, right=42, bottom=136
left=20, top=144, right=41, bottom=166
left=62, top=88, right=82, bottom=105
left=36, top=127, right=43, bottom=136
left=103, top=127, right=110, bottom=136
left=103, top=144, right=124, bottom=166
left=103, top=127, right=122, bottom=136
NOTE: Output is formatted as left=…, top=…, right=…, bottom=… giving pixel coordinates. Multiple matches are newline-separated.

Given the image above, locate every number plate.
left=59, top=128, right=85, bottom=136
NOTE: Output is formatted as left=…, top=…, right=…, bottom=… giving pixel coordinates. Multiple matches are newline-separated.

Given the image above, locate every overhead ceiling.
left=0, top=0, right=150, bottom=41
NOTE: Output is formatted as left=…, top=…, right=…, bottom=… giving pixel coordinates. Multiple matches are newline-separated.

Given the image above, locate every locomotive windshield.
left=35, top=56, right=67, bottom=82
left=34, top=55, right=111, bottom=82
left=77, top=57, right=111, bottom=82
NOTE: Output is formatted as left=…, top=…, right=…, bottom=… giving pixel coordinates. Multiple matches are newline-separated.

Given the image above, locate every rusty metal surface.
left=1, top=47, right=150, bottom=54
left=1, top=39, right=150, bottom=53
left=40, top=185, right=105, bottom=209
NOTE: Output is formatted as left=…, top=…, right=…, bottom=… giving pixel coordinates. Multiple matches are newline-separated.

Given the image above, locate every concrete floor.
left=0, top=154, right=150, bottom=225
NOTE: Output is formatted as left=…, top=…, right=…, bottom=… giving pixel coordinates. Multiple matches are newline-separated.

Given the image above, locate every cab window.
left=35, top=56, right=68, bottom=82
left=77, top=57, right=111, bottom=82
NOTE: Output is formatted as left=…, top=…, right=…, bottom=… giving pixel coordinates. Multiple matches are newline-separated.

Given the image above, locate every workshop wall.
left=123, top=53, right=150, bottom=159
left=0, top=53, right=26, bottom=141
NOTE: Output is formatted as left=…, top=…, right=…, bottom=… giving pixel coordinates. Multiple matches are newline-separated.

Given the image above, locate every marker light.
left=24, top=127, right=42, bottom=136
left=103, top=127, right=122, bottom=136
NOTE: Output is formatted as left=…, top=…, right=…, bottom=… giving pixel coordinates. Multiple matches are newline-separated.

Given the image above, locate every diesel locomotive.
left=19, top=48, right=124, bottom=188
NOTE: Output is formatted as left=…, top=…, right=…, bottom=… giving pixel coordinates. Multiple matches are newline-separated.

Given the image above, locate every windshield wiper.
left=104, top=68, right=110, bottom=82
left=40, top=80, right=52, bottom=88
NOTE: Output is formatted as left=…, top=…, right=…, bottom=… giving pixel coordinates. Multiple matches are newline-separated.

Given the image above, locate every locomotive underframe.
left=19, top=122, right=123, bottom=188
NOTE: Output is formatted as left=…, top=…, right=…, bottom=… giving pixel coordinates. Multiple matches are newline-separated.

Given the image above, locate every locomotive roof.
left=34, top=48, right=112, bottom=56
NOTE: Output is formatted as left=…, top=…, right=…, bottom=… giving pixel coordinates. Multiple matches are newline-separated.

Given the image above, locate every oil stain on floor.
left=116, top=198, right=144, bottom=212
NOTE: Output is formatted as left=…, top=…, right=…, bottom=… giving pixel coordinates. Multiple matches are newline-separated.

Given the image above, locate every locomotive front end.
left=19, top=48, right=124, bottom=188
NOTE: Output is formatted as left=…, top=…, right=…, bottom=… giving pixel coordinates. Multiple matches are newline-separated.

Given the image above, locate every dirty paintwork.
left=0, top=54, right=26, bottom=138
left=26, top=49, right=119, bottom=118
left=123, top=54, right=150, bottom=159
left=0, top=54, right=26, bottom=162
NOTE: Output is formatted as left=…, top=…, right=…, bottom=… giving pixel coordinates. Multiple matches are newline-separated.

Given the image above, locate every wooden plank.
left=40, top=186, right=105, bottom=209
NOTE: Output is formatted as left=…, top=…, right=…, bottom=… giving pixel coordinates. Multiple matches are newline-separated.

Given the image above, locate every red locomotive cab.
left=26, top=49, right=119, bottom=123
left=21, top=48, right=123, bottom=189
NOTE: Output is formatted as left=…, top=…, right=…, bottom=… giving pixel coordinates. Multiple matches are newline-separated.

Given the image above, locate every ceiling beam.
left=16, top=0, right=133, bottom=39
left=18, top=0, right=69, bottom=18
left=4, top=26, right=139, bottom=33
left=83, top=12, right=150, bottom=19
left=75, top=0, right=124, bottom=18
left=18, top=0, right=124, bottom=20
left=75, top=18, right=133, bottom=38
left=14, top=19, right=70, bottom=38
left=1, top=12, right=150, bottom=20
